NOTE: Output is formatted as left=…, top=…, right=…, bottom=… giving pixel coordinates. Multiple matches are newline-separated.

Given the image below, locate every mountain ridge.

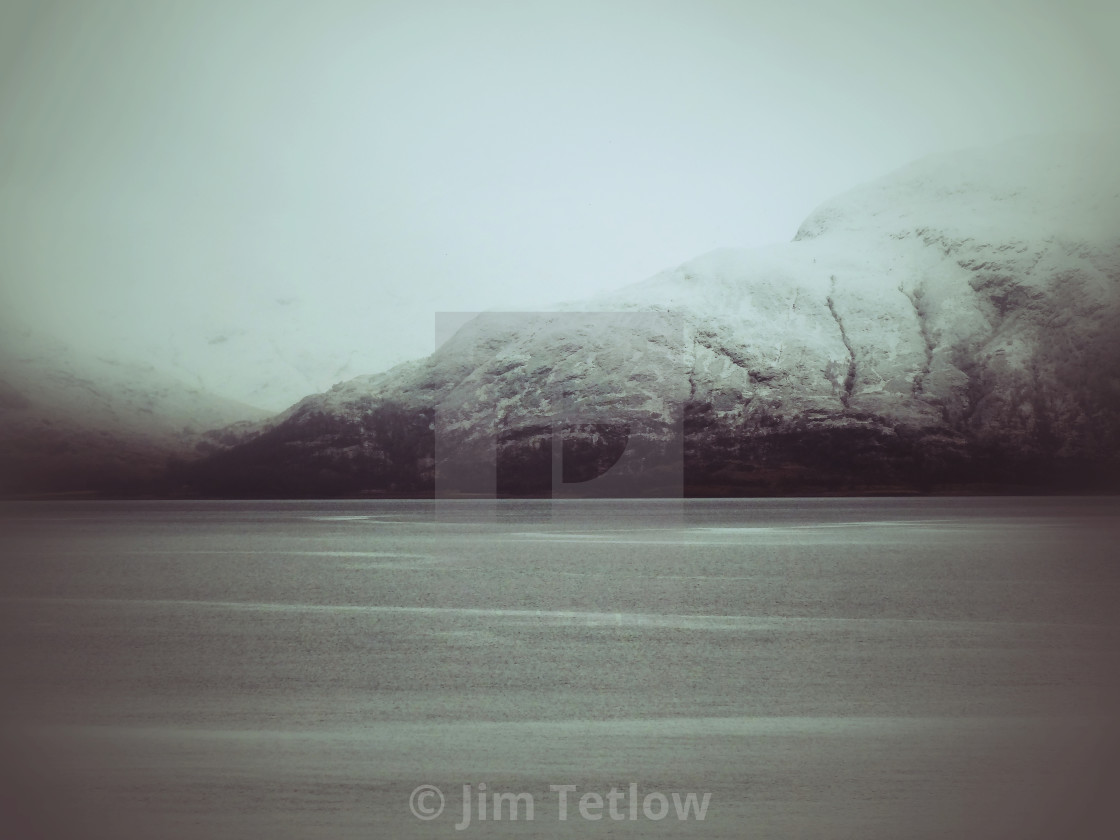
left=178, top=134, right=1120, bottom=497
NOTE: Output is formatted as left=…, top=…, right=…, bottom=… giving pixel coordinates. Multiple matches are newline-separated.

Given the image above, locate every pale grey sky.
left=1, top=0, right=1117, bottom=407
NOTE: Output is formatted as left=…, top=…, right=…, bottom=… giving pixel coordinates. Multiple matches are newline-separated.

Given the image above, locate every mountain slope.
left=185, top=134, right=1120, bottom=496
left=0, top=318, right=267, bottom=494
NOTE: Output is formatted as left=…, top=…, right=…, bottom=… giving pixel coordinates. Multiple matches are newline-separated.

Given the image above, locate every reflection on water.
left=1, top=498, right=1119, bottom=838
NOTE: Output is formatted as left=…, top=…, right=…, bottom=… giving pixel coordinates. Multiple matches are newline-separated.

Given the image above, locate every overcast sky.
left=1, top=0, right=1117, bottom=405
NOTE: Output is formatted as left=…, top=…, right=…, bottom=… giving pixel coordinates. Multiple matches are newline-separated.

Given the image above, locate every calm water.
left=1, top=498, right=1119, bottom=838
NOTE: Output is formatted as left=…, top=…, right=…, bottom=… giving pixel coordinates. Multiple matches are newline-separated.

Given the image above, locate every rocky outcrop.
left=179, top=134, right=1120, bottom=495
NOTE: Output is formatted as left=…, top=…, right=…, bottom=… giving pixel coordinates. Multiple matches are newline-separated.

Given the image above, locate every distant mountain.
left=0, top=318, right=267, bottom=495
left=182, top=134, right=1120, bottom=497
left=126, top=295, right=394, bottom=413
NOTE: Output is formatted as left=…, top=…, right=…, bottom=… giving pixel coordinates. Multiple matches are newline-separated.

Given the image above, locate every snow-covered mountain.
left=121, top=295, right=397, bottom=413
left=184, top=134, right=1120, bottom=496
left=0, top=316, right=267, bottom=494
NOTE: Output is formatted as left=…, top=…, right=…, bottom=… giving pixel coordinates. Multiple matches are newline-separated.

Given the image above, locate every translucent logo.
left=433, top=311, right=687, bottom=520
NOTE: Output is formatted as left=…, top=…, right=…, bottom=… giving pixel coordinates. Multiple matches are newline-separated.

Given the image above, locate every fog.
left=1, top=0, right=1117, bottom=409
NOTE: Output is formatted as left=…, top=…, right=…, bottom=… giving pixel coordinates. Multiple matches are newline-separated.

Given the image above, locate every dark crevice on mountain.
left=900, top=284, right=935, bottom=396
left=693, top=328, right=752, bottom=371
left=825, top=276, right=857, bottom=408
